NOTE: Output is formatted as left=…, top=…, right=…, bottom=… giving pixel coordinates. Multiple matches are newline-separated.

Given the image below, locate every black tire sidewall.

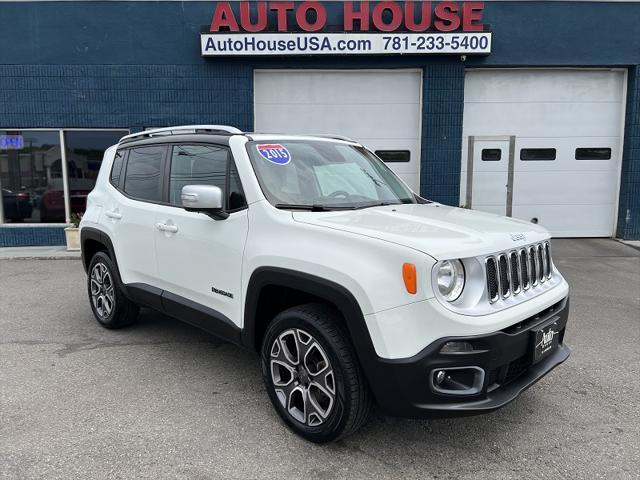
left=261, top=308, right=356, bottom=443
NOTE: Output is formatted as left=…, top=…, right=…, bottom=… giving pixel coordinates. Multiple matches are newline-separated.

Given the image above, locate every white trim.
left=59, top=130, right=71, bottom=224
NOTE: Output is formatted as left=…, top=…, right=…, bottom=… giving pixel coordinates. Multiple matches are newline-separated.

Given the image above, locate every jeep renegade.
left=80, top=125, right=570, bottom=443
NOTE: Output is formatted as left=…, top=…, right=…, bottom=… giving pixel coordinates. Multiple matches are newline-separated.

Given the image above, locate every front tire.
left=261, top=303, right=372, bottom=443
left=87, top=252, right=139, bottom=329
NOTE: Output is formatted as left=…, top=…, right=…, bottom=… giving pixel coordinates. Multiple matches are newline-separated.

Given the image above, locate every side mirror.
left=181, top=185, right=228, bottom=220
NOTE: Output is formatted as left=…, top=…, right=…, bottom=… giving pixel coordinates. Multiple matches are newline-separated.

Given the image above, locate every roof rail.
left=119, top=125, right=242, bottom=144
left=302, top=133, right=358, bottom=143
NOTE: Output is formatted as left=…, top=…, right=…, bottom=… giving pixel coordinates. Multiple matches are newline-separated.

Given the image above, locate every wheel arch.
left=242, top=267, right=379, bottom=377
left=80, top=227, right=119, bottom=276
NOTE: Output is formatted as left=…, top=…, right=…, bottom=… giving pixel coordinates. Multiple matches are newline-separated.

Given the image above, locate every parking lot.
left=0, top=239, right=638, bottom=479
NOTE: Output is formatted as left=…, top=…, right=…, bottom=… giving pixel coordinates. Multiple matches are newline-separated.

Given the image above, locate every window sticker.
left=256, top=144, right=291, bottom=165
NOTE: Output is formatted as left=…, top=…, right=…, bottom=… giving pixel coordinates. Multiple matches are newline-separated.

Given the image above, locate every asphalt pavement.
left=0, top=239, right=638, bottom=479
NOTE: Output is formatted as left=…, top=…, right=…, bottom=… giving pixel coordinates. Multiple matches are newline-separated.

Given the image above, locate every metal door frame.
left=466, top=135, right=515, bottom=216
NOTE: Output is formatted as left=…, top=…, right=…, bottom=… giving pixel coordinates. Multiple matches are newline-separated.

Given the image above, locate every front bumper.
left=364, top=296, right=570, bottom=418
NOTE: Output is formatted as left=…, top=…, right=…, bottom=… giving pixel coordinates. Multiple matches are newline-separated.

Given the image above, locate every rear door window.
left=123, top=146, right=166, bottom=202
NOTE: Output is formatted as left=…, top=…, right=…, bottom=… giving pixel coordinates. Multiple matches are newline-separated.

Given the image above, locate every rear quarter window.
left=110, top=150, right=126, bottom=187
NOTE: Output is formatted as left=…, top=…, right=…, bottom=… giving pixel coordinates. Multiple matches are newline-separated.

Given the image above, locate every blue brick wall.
left=420, top=64, right=465, bottom=204
left=617, top=66, right=640, bottom=240
left=0, top=64, right=253, bottom=131
left=0, top=1, right=639, bottom=240
left=0, top=227, right=66, bottom=247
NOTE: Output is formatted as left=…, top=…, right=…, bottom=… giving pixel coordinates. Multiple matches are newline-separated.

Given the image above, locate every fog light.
left=430, top=366, right=485, bottom=396
left=440, top=341, right=474, bottom=354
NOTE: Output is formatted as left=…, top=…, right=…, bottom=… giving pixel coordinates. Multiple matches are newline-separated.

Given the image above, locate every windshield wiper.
left=360, top=168, right=386, bottom=187
left=274, top=203, right=355, bottom=212
left=354, top=201, right=400, bottom=210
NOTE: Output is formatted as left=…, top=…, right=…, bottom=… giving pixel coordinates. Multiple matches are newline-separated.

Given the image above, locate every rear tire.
left=261, top=303, right=372, bottom=443
left=87, top=252, right=138, bottom=329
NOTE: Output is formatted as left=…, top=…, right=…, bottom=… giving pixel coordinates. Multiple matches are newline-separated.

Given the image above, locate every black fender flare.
left=242, top=267, right=381, bottom=387
left=80, top=227, right=119, bottom=276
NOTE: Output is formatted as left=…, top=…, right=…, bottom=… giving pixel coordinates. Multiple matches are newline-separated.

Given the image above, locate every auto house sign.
left=201, top=1, right=492, bottom=57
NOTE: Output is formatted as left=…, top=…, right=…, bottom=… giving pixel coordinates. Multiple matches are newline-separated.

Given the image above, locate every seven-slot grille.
left=485, top=242, right=553, bottom=303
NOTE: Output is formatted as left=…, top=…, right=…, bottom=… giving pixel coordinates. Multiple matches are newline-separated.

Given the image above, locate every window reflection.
left=0, top=130, right=128, bottom=223
left=64, top=131, right=128, bottom=218
left=0, top=130, right=61, bottom=223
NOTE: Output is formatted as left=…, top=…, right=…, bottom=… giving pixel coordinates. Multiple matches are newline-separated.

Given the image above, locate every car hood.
left=292, top=203, right=550, bottom=260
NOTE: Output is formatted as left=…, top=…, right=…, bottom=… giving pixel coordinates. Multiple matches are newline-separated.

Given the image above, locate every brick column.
left=617, top=65, right=640, bottom=240
left=420, top=63, right=465, bottom=205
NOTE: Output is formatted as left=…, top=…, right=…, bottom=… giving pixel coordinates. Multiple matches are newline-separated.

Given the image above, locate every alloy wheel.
left=90, top=262, right=115, bottom=319
left=269, top=328, right=336, bottom=427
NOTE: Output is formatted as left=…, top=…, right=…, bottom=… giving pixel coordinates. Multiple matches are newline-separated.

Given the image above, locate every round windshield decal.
left=257, top=144, right=291, bottom=165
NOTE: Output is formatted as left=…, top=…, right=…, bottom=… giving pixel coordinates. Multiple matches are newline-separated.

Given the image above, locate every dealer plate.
left=532, top=319, right=560, bottom=364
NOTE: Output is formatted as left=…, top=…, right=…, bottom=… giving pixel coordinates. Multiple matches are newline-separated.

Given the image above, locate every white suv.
left=80, top=125, right=570, bottom=443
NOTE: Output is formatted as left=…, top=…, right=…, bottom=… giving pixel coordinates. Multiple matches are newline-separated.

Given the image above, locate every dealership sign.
left=201, top=1, right=492, bottom=56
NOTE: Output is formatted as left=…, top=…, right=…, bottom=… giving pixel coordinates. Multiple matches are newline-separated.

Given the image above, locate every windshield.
left=246, top=140, right=416, bottom=210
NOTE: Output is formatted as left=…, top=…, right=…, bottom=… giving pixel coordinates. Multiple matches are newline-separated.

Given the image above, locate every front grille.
left=509, top=251, right=521, bottom=293
left=485, top=242, right=553, bottom=303
left=529, top=246, right=538, bottom=286
left=486, top=257, right=499, bottom=302
left=520, top=249, right=530, bottom=290
left=498, top=255, right=510, bottom=297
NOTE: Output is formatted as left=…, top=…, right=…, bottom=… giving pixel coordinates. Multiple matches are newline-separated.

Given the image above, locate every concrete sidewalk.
left=0, top=246, right=80, bottom=260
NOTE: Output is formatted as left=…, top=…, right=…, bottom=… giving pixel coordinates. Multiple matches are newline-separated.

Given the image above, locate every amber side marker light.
left=402, top=263, right=417, bottom=294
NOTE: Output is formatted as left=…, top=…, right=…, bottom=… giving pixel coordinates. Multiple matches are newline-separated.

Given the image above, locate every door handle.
left=155, top=222, right=178, bottom=233
left=105, top=210, right=122, bottom=220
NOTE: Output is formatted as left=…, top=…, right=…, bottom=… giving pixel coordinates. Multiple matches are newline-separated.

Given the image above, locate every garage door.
left=254, top=70, right=422, bottom=192
left=461, top=70, right=625, bottom=237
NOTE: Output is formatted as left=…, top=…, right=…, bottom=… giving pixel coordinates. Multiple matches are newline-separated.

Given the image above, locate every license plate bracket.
left=531, top=317, right=561, bottom=364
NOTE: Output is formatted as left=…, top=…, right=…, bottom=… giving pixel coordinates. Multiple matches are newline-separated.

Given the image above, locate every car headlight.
left=436, top=259, right=465, bottom=302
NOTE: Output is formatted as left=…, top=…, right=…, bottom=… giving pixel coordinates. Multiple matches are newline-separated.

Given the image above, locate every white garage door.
left=461, top=69, right=625, bottom=237
left=254, top=70, right=422, bottom=192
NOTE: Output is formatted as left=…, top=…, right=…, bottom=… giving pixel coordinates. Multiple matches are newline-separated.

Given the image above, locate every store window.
left=0, top=129, right=127, bottom=224
left=64, top=131, right=128, bottom=218
left=0, top=130, right=61, bottom=223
